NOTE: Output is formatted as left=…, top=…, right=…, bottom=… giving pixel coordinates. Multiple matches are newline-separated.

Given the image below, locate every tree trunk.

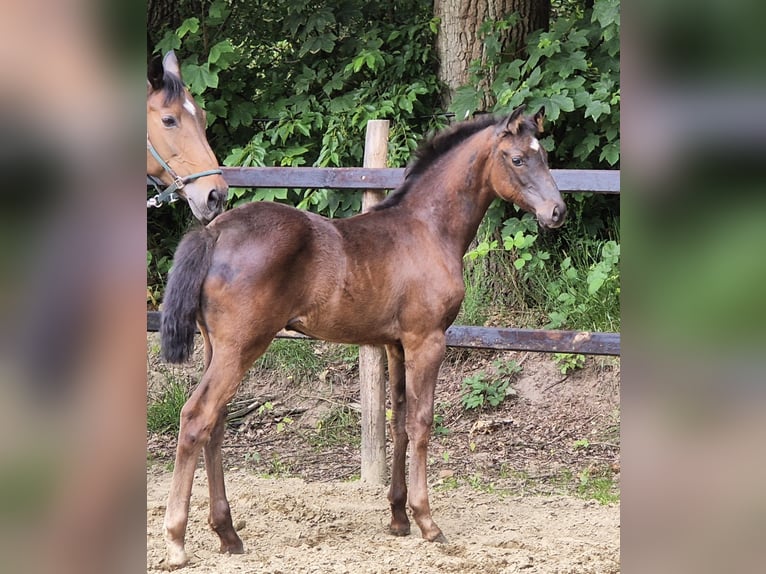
left=434, top=0, right=550, bottom=109
left=147, top=0, right=185, bottom=59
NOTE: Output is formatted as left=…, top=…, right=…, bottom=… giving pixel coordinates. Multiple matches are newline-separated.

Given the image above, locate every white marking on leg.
left=183, top=98, right=197, bottom=117
left=529, top=137, right=540, bottom=151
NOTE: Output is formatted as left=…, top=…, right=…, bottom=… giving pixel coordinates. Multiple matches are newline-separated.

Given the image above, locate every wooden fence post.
left=359, top=120, right=389, bottom=484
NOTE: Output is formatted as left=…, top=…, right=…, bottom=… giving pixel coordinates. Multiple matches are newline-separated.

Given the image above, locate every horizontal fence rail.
left=148, top=168, right=619, bottom=193
left=215, top=167, right=620, bottom=193
left=146, top=312, right=620, bottom=355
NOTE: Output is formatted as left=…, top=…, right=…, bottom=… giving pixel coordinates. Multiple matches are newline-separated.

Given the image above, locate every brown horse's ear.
left=533, top=107, right=546, bottom=133
left=504, top=104, right=527, bottom=135
left=162, top=50, right=183, bottom=80
left=148, top=53, right=164, bottom=91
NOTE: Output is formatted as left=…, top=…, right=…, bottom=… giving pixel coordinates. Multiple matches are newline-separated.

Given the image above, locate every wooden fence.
left=147, top=120, right=620, bottom=483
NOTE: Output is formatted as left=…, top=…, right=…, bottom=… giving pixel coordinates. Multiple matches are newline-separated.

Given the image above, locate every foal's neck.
left=403, top=130, right=496, bottom=257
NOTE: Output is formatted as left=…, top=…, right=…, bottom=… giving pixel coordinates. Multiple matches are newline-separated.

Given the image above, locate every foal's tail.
left=160, top=227, right=216, bottom=363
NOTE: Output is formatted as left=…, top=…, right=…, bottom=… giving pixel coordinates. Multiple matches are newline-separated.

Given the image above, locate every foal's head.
left=488, top=106, right=566, bottom=229
left=147, top=51, right=228, bottom=224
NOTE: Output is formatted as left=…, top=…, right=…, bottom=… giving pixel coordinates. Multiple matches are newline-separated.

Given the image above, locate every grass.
left=260, top=454, right=292, bottom=478
left=253, top=340, right=359, bottom=382
left=147, top=375, right=189, bottom=434
left=309, top=405, right=361, bottom=448
left=444, top=464, right=621, bottom=504
left=576, top=467, right=620, bottom=504
left=457, top=257, right=491, bottom=326
left=254, top=339, right=324, bottom=379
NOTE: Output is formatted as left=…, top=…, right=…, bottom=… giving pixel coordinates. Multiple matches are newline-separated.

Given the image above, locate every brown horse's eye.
left=162, top=116, right=177, bottom=128
left=511, top=156, right=524, bottom=167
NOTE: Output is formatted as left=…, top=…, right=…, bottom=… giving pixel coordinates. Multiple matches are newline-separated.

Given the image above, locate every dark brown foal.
left=159, top=106, right=566, bottom=568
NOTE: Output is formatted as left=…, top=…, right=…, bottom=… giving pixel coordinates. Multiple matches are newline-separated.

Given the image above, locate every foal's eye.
left=162, top=116, right=177, bottom=128
left=511, top=156, right=524, bottom=167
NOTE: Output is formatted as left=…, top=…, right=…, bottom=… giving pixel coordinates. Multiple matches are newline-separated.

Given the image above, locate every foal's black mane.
left=372, top=113, right=537, bottom=211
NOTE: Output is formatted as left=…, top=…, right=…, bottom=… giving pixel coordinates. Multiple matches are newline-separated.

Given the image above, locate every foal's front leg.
left=402, top=332, right=447, bottom=543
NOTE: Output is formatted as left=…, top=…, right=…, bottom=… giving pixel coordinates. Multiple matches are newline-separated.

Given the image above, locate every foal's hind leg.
left=203, top=407, right=244, bottom=554
left=163, top=339, right=270, bottom=568
left=385, top=343, right=410, bottom=536
left=198, top=328, right=245, bottom=554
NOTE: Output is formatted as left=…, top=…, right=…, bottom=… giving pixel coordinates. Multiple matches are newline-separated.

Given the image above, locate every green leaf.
left=585, top=100, right=611, bottom=121
left=449, top=86, right=483, bottom=120
left=183, top=63, right=218, bottom=94
left=587, top=266, right=608, bottom=295
left=574, top=133, right=600, bottom=161
left=208, top=0, right=227, bottom=20
left=599, top=140, right=620, bottom=166
left=593, top=0, right=620, bottom=29
left=228, top=102, right=256, bottom=129
left=526, top=66, right=543, bottom=88
left=177, top=17, right=199, bottom=39
left=549, top=93, right=575, bottom=113
left=205, top=98, right=228, bottom=119
left=208, top=40, right=237, bottom=69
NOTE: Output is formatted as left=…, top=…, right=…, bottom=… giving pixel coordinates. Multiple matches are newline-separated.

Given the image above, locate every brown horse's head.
left=489, top=106, right=566, bottom=229
left=147, top=51, right=228, bottom=224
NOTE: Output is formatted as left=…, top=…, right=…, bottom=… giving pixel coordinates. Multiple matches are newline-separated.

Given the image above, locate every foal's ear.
left=533, top=107, right=546, bottom=133
left=503, top=104, right=527, bottom=135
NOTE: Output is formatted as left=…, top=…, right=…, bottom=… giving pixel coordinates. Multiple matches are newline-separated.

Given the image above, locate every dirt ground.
left=146, top=334, right=620, bottom=573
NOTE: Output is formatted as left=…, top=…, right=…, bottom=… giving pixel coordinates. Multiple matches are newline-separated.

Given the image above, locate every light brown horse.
left=159, top=107, right=566, bottom=568
left=147, top=51, right=228, bottom=224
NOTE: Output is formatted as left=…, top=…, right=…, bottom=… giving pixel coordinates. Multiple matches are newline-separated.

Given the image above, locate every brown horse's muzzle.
left=184, top=177, right=229, bottom=224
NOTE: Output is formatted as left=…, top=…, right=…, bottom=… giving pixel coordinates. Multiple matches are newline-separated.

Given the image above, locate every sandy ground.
left=146, top=468, right=619, bottom=573
left=147, top=333, right=620, bottom=573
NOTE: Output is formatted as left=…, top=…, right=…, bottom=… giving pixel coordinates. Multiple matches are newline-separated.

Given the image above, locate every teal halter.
left=146, top=136, right=223, bottom=208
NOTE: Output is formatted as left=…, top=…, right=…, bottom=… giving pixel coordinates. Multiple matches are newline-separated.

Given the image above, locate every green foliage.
left=466, top=201, right=620, bottom=331
left=576, top=467, right=620, bottom=504
left=460, top=359, right=522, bottom=410
left=152, top=0, right=446, bottom=218
left=147, top=377, right=189, bottom=434
left=542, top=239, right=620, bottom=331
left=433, top=401, right=451, bottom=436
left=451, top=0, right=620, bottom=169
left=311, top=406, right=361, bottom=448
left=253, top=339, right=324, bottom=381
left=554, top=353, right=586, bottom=374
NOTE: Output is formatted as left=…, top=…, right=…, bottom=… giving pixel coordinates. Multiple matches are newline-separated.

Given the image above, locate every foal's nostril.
left=551, top=203, right=566, bottom=225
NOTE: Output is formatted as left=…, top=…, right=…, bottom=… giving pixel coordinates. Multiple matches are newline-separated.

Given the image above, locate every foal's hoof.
left=163, top=553, right=189, bottom=571
left=389, top=523, right=411, bottom=537
left=220, top=539, right=245, bottom=555
left=427, top=531, right=448, bottom=544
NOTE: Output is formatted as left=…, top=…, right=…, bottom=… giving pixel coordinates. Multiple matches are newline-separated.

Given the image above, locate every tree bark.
left=147, top=0, right=185, bottom=59
left=434, top=0, right=550, bottom=109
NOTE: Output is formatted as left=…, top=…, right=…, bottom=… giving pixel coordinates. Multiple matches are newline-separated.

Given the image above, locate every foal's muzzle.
left=538, top=200, right=567, bottom=229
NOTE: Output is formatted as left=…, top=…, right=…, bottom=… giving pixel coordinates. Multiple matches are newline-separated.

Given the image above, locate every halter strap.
left=146, top=136, right=223, bottom=208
